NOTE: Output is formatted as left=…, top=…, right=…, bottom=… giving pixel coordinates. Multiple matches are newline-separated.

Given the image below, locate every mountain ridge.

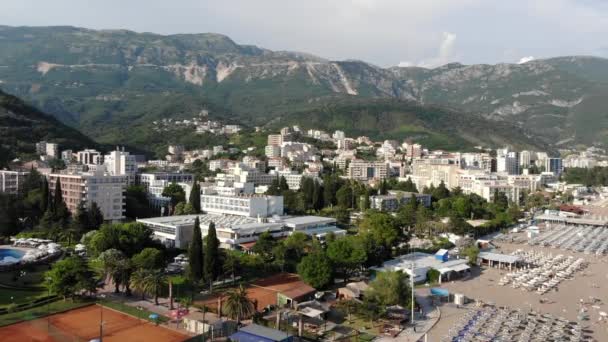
left=0, top=25, right=607, bottom=151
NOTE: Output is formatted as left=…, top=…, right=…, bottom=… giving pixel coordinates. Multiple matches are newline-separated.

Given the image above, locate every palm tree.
left=222, top=285, right=255, bottom=326
left=132, top=269, right=168, bottom=305
left=131, top=269, right=149, bottom=300
left=112, top=258, right=134, bottom=296
left=99, top=249, right=125, bottom=293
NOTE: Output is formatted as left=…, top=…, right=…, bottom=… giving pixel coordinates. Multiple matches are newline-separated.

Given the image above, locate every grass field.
left=0, top=299, right=93, bottom=327
left=0, top=287, right=48, bottom=307
left=0, top=264, right=51, bottom=307
left=99, top=299, right=169, bottom=323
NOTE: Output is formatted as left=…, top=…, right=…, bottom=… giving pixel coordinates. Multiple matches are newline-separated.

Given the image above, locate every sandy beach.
left=427, top=241, right=608, bottom=341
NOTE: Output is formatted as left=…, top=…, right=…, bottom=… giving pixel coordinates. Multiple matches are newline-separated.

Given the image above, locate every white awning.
left=451, top=263, right=470, bottom=272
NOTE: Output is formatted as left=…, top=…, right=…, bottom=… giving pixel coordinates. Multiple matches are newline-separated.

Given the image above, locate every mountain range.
left=1, top=25, right=607, bottom=155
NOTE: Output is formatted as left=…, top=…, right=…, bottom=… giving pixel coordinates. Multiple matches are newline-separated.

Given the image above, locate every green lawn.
left=99, top=299, right=169, bottom=323
left=0, top=264, right=50, bottom=288
left=0, top=299, right=93, bottom=327
left=0, top=264, right=51, bottom=308
left=0, top=287, right=48, bottom=307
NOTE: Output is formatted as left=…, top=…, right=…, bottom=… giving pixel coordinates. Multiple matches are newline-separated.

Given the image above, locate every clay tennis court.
left=0, top=304, right=189, bottom=342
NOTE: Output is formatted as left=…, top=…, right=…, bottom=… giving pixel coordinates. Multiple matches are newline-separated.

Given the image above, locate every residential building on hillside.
left=265, top=145, right=281, bottom=158
left=370, top=191, right=432, bottom=212
left=347, top=160, right=388, bottom=181
left=104, top=148, right=137, bottom=184
left=545, top=158, right=563, bottom=176
left=268, top=134, right=283, bottom=146
left=0, top=170, right=29, bottom=194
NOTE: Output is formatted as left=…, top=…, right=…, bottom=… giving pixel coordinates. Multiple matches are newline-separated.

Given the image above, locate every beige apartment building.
left=47, top=170, right=127, bottom=222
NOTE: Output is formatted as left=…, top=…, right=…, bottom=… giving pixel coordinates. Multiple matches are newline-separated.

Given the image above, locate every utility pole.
left=411, top=261, right=415, bottom=332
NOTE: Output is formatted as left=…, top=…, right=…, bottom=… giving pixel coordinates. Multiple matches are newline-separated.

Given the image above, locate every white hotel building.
left=201, top=193, right=284, bottom=218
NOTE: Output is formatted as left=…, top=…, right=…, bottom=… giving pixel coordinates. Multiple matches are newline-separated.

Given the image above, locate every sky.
left=2, top=0, right=608, bottom=68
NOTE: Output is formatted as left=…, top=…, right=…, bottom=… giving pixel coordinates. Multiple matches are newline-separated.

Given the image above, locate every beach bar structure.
left=477, top=251, right=521, bottom=270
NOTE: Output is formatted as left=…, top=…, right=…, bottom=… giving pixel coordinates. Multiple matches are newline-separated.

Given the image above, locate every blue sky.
left=1, top=0, right=607, bottom=67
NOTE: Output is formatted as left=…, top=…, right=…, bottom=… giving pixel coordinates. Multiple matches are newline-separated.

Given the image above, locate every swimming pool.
left=0, top=248, right=25, bottom=262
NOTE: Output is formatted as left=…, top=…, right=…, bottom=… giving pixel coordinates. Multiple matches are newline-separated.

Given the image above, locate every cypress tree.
left=204, top=221, right=220, bottom=290
left=41, top=178, right=49, bottom=213
left=278, top=176, right=289, bottom=192
left=53, top=178, right=63, bottom=211
left=71, top=204, right=90, bottom=234
left=188, top=216, right=204, bottom=282
left=312, top=180, right=324, bottom=211
left=88, top=202, right=104, bottom=229
left=189, top=182, right=201, bottom=213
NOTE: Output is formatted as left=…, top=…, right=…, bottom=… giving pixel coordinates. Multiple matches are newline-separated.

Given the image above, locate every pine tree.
left=204, top=221, right=221, bottom=290
left=188, top=217, right=204, bottom=282
left=189, top=182, right=201, bottom=213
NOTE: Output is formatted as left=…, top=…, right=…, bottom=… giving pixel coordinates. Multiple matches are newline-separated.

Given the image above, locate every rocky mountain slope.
left=0, top=25, right=606, bottom=150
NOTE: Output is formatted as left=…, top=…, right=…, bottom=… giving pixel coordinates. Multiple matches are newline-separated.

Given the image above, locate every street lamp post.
left=411, top=261, right=415, bottom=332
left=46, top=277, right=52, bottom=333
left=99, top=294, right=106, bottom=342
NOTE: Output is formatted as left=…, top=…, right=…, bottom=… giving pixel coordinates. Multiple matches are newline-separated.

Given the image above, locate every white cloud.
left=399, top=31, right=458, bottom=68
left=518, top=56, right=535, bottom=64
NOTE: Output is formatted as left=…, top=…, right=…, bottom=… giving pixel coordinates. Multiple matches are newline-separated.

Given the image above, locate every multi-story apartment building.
left=267, top=134, right=283, bottom=146
left=137, top=172, right=194, bottom=190
left=0, top=170, right=29, bottom=194
left=47, top=170, right=127, bottom=222
left=77, top=149, right=103, bottom=165
left=36, top=141, right=47, bottom=155
left=347, top=159, right=388, bottom=181
left=45, top=143, right=59, bottom=159
left=496, top=149, right=520, bottom=175
left=201, top=193, right=284, bottom=218
left=104, top=148, right=137, bottom=184
left=545, top=158, right=563, bottom=176
left=409, top=159, right=460, bottom=190
left=265, top=145, right=281, bottom=158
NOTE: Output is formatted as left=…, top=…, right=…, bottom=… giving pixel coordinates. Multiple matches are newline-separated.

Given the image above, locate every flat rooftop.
left=137, top=213, right=257, bottom=228
left=374, top=252, right=469, bottom=274
left=535, top=213, right=608, bottom=226
left=478, top=251, right=521, bottom=264
left=281, top=216, right=336, bottom=226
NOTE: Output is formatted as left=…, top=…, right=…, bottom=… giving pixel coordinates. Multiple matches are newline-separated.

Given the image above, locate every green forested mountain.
left=0, top=25, right=606, bottom=152
left=0, top=89, right=97, bottom=165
